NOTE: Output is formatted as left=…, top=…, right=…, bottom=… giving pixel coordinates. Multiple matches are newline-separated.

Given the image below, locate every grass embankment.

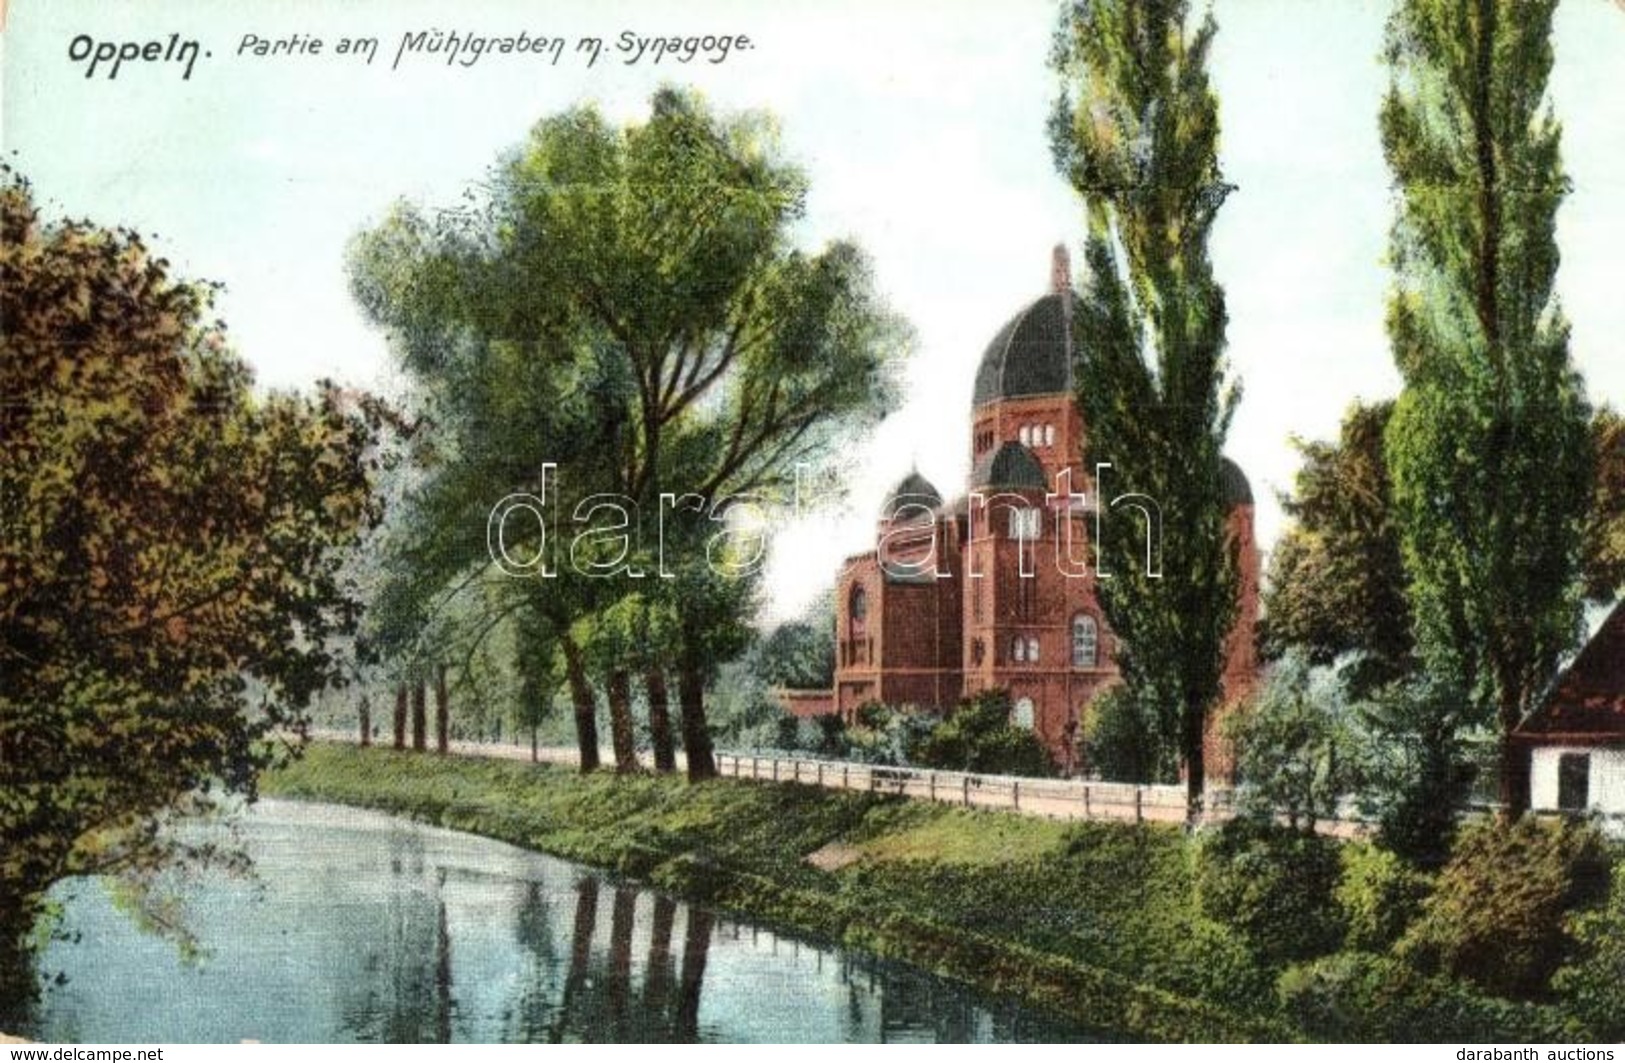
left=268, top=743, right=1298, bottom=1041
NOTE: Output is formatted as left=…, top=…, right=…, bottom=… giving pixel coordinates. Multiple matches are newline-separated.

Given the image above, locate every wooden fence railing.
left=712, top=751, right=1234, bottom=824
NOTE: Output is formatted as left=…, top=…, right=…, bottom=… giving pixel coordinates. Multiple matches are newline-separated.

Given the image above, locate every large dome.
left=972, top=292, right=1079, bottom=408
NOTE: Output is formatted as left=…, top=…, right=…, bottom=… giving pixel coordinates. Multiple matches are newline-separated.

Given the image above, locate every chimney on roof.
left=1050, top=243, right=1072, bottom=295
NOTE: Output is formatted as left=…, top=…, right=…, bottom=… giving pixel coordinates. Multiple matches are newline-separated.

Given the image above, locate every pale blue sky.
left=6, top=0, right=1623, bottom=622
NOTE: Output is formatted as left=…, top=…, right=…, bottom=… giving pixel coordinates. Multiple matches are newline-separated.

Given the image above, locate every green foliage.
left=1227, top=653, right=1361, bottom=831
left=349, top=88, right=910, bottom=778
left=1381, top=0, right=1592, bottom=810
left=1194, top=819, right=1346, bottom=966
left=1581, top=407, right=1625, bottom=603
left=1552, top=860, right=1625, bottom=1041
left=1355, top=678, right=1479, bottom=867
left=0, top=169, right=385, bottom=974
left=1278, top=951, right=1582, bottom=1042
left=1082, top=686, right=1173, bottom=784
left=1262, top=402, right=1414, bottom=695
left=1397, top=818, right=1610, bottom=999
left=1335, top=843, right=1433, bottom=953
left=757, top=616, right=835, bottom=691
left=911, top=690, right=1054, bottom=778
left=1050, top=0, right=1239, bottom=818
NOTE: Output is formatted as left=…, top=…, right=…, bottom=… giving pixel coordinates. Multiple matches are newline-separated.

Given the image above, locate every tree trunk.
left=560, top=635, right=600, bottom=773
left=393, top=685, right=407, bottom=750
left=411, top=680, right=427, bottom=751
left=434, top=664, right=450, bottom=755
left=606, top=669, right=640, bottom=773
left=530, top=723, right=539, bottom=764
left=677, top=661, right=716, bottom=781
left=1499, top=693, right=1530, bottom=819
left=645, top=668, right=677, bottom=773
left=358, top=695, right=371, bottom=748
left=1184, top=697, right=1205, bottom=829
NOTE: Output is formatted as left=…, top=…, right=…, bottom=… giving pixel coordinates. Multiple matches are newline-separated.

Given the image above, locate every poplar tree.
left=1050, top=0, right=1238, bottom=823
left=1380, top=0, right=1592, bottom=816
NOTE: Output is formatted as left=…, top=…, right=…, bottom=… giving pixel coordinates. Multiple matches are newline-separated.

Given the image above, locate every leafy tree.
left=1226, top=653, right=1361, bottom=833
left=0, top=170, right=384, bottom=994
left=1380, top=0, right=1593, bottom=816
left=1051, top=0, right=1239, bottom=823
left=1262, top=402, right=1415, bottom=695
left=349, top=89, right=907, bottom=781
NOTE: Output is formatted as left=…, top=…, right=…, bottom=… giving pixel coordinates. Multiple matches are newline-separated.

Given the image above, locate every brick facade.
left=799, top=248, right=1262, bottom=777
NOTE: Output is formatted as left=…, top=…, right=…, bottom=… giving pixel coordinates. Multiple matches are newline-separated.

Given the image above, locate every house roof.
left=1517, top=601, right=1625, bottom=742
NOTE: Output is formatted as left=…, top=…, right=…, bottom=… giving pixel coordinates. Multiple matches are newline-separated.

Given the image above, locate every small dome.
left=971, top=441, right=1047, bottom=491
left=1221, top=458, right=1253, bottom=506
left=881, top=470, right=943, bottom=521
left=972, top=293, right=1079, bottom=408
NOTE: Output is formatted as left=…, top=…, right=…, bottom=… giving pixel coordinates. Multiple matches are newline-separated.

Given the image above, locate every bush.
left=1082, top=686, right=1170, bottom=783
left=1551, top=859, right=1625, bottom=1040
left=1355, top=679, right=1478, bottom=867
left=1278, top=951, right=1582, bottom=1042
left=910, top=689, right=1055, bottom=777
left=1396, top=817, right=1610, bottom=999
left=1194, top=818, right=1345, bottom=966
left=1227, top=652, right=1360, bottom=830
left=1335, top=843, right=1432, bottom=952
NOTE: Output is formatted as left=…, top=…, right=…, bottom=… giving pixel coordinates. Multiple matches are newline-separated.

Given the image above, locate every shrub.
left=1194, top=818, right=1345, bottom=965
left=1278, top=951, right=1582, bottom=1042
left=1396, top=817, right=1610, bottom=999
left=1082, top=686, right=1170, bottom=783
left=910, top=689, right=1054, bottom=777
left=1355, top=678, right=1478, bottom=867
left=1226, top=652, right=1361, bottom=830
left=1551, top=859, right=1625, bottom=1040
left=1335, top=842, right=1432, bottom=952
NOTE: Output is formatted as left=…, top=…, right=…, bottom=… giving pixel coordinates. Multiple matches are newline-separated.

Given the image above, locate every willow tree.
left=1381, top=0, right=1592, bottom=816
left=351, top=89, right=908, bottom=780
left=1050, top=0, right=1239, bottom=822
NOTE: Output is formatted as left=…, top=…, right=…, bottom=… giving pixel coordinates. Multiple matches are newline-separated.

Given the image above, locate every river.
left=12, top=800, right=1100, bottom=1043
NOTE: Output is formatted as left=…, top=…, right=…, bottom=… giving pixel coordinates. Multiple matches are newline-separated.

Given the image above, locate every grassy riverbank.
left=263, top=743, right=1583, bottom=1043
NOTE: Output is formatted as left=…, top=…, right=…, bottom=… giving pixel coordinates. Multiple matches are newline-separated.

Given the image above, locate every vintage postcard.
left=3, top=0, right=1623, bottom=1049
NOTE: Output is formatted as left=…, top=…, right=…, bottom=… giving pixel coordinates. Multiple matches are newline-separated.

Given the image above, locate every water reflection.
left=17, top=801, right=1097, bottom=1043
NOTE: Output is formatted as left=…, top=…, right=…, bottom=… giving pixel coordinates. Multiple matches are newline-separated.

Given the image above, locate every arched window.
left=1027, top=636, right=1040, bottom=662
left=849, top=585, right=868, bottom=638
left=1010, top=635, right=1025, bottom=663
left=1072, top=614, right=1098, bottom=668
left=1043, top=424, right=1055, bottom=447
left=1019, top=425, right=1031, bottom=446
left=1013, top=697, right=1036, bottom=730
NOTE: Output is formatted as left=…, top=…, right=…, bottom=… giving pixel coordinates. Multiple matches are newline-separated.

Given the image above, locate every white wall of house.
left=1530, top=745, right=1625, bottom=825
